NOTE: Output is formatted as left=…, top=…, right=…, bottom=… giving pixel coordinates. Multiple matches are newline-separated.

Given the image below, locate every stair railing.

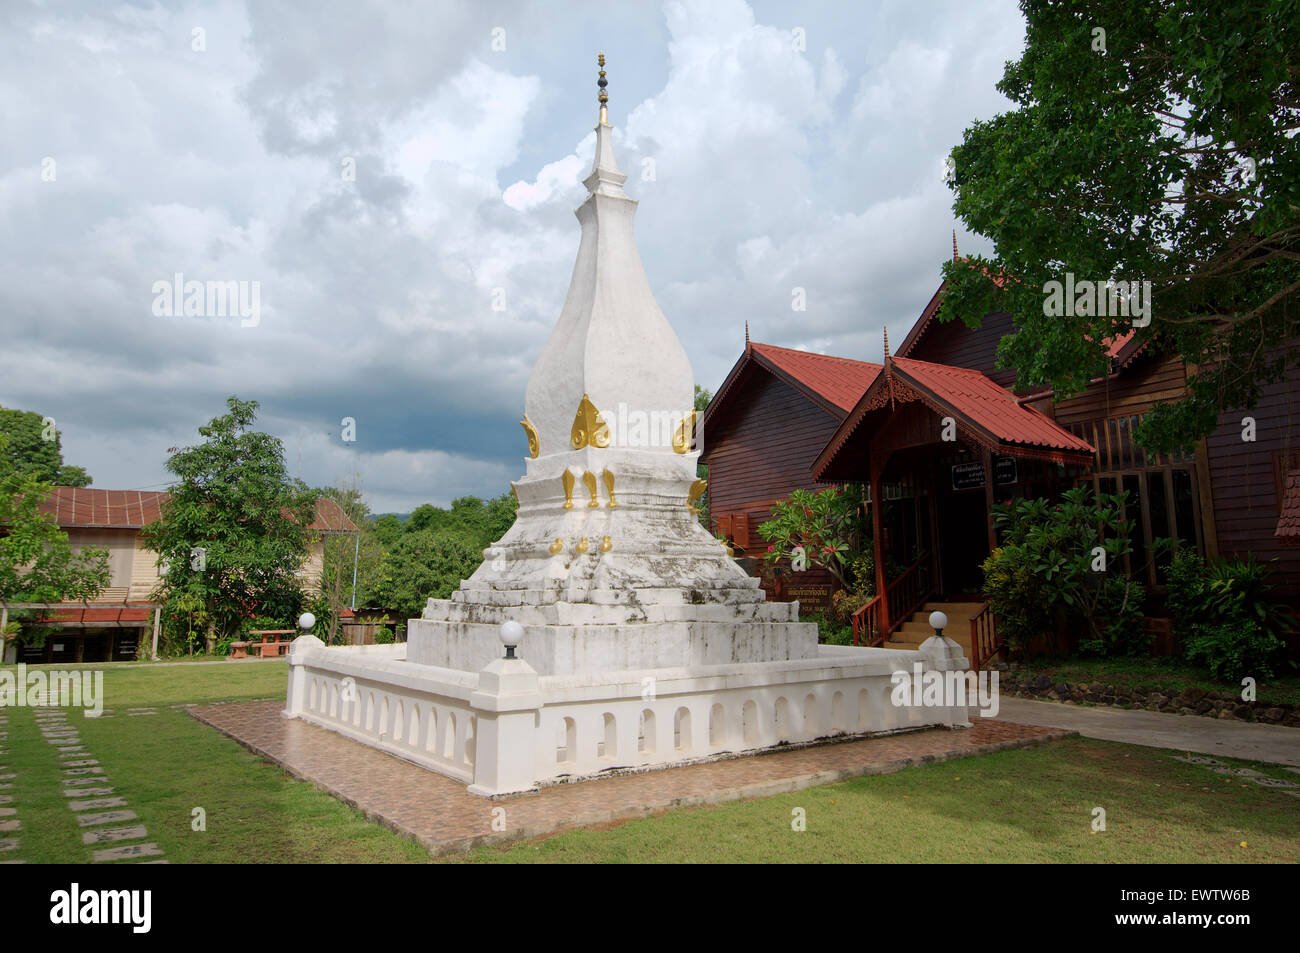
left=851, top=554, right=934, bottom=647
left=969, top=601, right=1003, bottom=672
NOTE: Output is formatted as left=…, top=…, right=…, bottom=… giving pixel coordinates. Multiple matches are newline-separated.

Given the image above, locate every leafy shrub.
left=805, top=612, right=852, bottom=646
left=983, top=486, right=1148, bottom=656
left=758, top=485, right=866, bottom=587
left=1164, top=548, right=1291, bottom=681
left=1184, top=621, right=1285, bottom=683
left=373, top=625, right=396, bottom=645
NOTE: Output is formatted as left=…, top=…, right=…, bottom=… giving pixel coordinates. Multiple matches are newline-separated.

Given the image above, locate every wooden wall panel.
left=906, top=311, right=1018, bottom=387
left=1204, top=346, right=1300, bottom=604
left=703, top=367, right=844, bottom=553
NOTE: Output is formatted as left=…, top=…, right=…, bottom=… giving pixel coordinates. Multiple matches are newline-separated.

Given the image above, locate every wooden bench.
left=246, top=629, right=296, bottom=659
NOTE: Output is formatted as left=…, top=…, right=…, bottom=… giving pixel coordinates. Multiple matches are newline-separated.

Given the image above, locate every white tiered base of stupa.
left=283, top=448, right=971, bottom=796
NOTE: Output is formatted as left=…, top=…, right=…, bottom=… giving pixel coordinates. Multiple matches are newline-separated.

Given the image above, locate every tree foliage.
left=371, top=529, right=483, bottom=621
left=757, top=485, right=867, bottom=587
left=142, top=397, right=317, bottom=647
left=0, top=433, right=110, bottom=644
left=0, top=405, right=93, bottom=486
left=944, top=0, right=1300, bottom=452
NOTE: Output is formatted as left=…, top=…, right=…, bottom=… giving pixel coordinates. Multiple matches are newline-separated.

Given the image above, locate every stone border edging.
left=1001, top=674, right=1300, bottom=727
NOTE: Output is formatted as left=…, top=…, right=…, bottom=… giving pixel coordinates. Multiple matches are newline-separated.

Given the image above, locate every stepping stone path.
left=46, top=709, right=167, bottom=864
left=1175, top=752, right=1298, bottom=791
left=0, top=714, right=19, bottom=860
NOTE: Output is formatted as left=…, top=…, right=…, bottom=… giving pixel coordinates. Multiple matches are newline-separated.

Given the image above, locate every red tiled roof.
left=747, top=342, right=882, bottom=413
left=813, top=356, right=1094, bottom=481
left=893, top=357, right=1095, bottom=454
left=38, top=488, right=168, bottom=528
left=37, top=487, right=357, bottom=533
left=1276, top=469, right=1300, bottom=542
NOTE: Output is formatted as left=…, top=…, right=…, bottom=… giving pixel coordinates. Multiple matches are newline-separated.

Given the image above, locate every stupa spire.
left=598, top=52, right=608, bottom=125
left=585, top=53, right=626, bottom=198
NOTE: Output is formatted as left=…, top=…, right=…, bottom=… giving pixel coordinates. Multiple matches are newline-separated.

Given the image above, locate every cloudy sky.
left=0, top=0, right=1026, bottom=512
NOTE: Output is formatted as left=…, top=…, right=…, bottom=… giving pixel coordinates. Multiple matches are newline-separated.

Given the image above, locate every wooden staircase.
left=879, top=601, right=987, bottom=657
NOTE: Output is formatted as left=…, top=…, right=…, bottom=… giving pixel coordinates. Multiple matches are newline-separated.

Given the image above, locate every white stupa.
left=285, top=56, right=969, bottom=796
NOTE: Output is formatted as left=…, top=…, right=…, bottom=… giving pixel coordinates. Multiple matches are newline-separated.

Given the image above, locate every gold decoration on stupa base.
left=548, top=538, right=564, bottom=555
left=601, top=468, right=617, bottom=507
left=673, top=410, right=696, bottom=454
left=599, top=535, right=613, bottom=553
left=562, top=469, right=575, bottom=509
left=570, top=393, right=611, bottom=449
left=687, top=478, right=707, bottom=514
left=575, top=536, right=589, bottom=555
left=583, top=470, right=600, bottom=507
left=520, top=415, right=540, bottom=458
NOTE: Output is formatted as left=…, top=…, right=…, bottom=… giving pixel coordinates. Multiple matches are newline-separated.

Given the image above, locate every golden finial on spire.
left=598, top=52, right=608, bottom=124
left=883, top=325, right=890, bottom=360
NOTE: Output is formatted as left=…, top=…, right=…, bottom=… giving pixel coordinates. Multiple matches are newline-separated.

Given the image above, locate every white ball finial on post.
left=499, top=620, right=524, bottom=659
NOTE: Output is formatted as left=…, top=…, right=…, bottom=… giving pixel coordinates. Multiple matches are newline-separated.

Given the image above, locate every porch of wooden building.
left=811, top=359, right=1096, bottom=670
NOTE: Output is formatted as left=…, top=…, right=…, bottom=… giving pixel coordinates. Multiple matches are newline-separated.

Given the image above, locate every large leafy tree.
left=372, top=529, right=482, bottom=621
left=0, top=405, right=93, bottom=486
left=0, top=433, right=109, bottom=644
left=943, top=0, right=1299, bottom=452
left=143, top=397, right=317, bottom=648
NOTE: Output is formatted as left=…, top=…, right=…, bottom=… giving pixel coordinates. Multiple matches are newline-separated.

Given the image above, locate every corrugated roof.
left=1276, top=469, right=1300, bottom=542
left=748, top=342, right=882, bottom=413
left=37, top=487, right=357, bottom=533
left=893, top=357, right=1094, bottom=453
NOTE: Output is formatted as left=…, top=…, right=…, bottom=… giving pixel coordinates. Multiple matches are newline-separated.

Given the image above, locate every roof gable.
left=703, top=341, right=881, bottom=439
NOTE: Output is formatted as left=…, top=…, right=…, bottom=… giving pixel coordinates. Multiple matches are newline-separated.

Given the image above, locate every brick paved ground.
left=192, top=701, right=1072, bottom=856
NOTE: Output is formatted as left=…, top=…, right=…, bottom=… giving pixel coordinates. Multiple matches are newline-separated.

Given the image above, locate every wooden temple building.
left=701, top=258, right=1299, bottom=664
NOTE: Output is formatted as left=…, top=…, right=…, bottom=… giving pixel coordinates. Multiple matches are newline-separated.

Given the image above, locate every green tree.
left=0, top=406, right=93, bottom=486
left=142, top=397, right=317, bottom=651
left=371, top=529, right=482, bottom=621
left=372, top=513, right=403, bottom=547
left=0, top=433, right=109, bottom=645
left=694, top=385, right=711, bottom=529
left=943, top=0, right=1299, bottom=453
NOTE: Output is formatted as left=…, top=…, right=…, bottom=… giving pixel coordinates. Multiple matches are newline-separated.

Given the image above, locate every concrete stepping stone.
left=127, top=712, right=158, bottom=717
left=68, top=797, right=127, bottom=812
left=93, top=843, right=162, bottom=863
left=83, top=825, right=148, bottom=845
left=1175, top=755, right=1224, bottom=766
left=0, top=784, right=12, bottom=791
left=63, top=787, right=113, bottom=798
left=0, top=820, right=20, bottom=832
left=1253, top=776, right=1298, bottom=788
left=58, top=750, right=90, bottom=758
left=76, top=810, right=137, bottom=827
left=0, top=839, right=18, bottom=852
left=63, top=767, right=104, bottom=776
left=0, top=808, right=15, bottom=817
left=64, top=777, right=108, bottom=787
left=62, top=759, right=100, bottom=768
left=0, top=795, right=12, bottom=805
left=0, top=774, right=15, bottom=782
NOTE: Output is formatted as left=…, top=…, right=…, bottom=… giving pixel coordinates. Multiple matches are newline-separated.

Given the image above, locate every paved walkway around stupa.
left=996, top=697, right=1300, bottom=766
left=191, top=701, right=1071, bottom=856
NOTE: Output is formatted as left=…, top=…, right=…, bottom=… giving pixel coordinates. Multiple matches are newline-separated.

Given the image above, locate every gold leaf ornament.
left=583, top=470, right=599, bottom=507
left=687, top=479, right=707, bottom=513
left=520, top=415, right=540, bottom=458
left=570, top=393, right=611, bottom=449
left=673, top=410, right=697, bottom=454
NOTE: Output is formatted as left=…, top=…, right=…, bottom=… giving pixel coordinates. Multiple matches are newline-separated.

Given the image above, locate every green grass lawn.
left=2, top=661, right=1295, bottom=863
left=1017, top=657, right=1300, bottom=706
left=451, top=738, right=1299, bottom=864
